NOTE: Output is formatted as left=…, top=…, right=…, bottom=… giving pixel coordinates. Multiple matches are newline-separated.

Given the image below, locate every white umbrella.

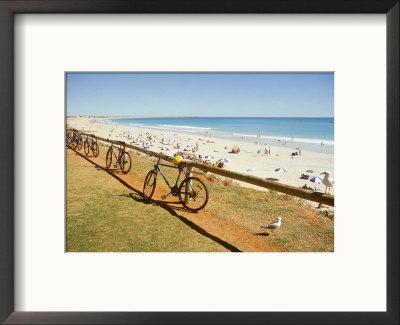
left=309, top=176, right=323, bottom=183
left=218, top=158, right=229, bottom=163
left=204, top=155, right=214, bottom=160
left=275, top=168, right=288, bottom=172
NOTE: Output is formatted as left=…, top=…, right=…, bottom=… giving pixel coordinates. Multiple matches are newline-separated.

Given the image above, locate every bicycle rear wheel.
left=143, top=170, right=157, bottom=200
left=178, top=177, right=209, bottom=211
left=92, top=142, right=99, bottom=157
left=83, top=140, right=90, bottom=155
left=66, top=133, right=72, bottom=146
left=105, top=148, right=112, bottom=169
left=120, top=151, right=132, bottom=174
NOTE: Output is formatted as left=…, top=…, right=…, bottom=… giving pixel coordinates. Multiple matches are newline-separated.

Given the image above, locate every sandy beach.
left=67, top=116, right=335, bottom=201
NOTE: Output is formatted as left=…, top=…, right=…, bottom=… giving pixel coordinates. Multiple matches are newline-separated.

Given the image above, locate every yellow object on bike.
left=172, top=155, right=183, bottom=166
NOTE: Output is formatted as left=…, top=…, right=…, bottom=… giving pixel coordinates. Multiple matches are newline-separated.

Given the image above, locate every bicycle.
left=67, top=130, right=83, bottom=150
left=143, top=155, right=209, bottom=212
left=105, top=141, right=132, bottom=174
left=83, top=134, right=99, bottom=157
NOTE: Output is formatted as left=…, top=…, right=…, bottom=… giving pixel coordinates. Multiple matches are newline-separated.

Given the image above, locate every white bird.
left=260, top=217, right=282, bottom=236
left=320, top=171, right=334, bottom=194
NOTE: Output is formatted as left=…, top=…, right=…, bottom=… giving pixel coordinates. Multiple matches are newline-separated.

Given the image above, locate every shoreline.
left=67, top=116, right=334, bottom=204
left=92, top=116, right=334, bottom=155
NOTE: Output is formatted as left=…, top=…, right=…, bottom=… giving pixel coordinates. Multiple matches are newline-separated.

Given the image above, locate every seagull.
left=260, top=217, right=282, bottom=236
left=320, top=171, right=334, bottom=194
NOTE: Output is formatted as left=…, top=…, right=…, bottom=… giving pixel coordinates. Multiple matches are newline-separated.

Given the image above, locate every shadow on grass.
left=253, top=232, right=270, bottom=237
left=126, top=193, right=241, bottom=252
left=70, top=148, right=242, bottom=252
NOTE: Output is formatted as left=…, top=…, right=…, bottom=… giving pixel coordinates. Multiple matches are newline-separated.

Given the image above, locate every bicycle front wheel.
left=178, top=177, right=209, bottom=211
left=92, top=142, right=99, bottom=157
left=143, top=170, right=157, bottom=200
left=77, top=136, right=83, bottom=151
left=120, top=151, right=132, bottom=174
left=70, top=138, right=78, bottom=149
left=105, top=148, right=112, bottom=169
left=83, top=140, right=90, bottom=155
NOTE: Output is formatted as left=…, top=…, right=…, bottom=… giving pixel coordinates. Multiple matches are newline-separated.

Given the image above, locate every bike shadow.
left=125, top=193, right=241, bottom=252
left=69, top=148, right=242, bottom=252
left=115, top=193, right=197, bottom=214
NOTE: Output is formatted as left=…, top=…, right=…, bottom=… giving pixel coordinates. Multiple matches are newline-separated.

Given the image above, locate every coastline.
left=67, top=116, right=334, bottom=201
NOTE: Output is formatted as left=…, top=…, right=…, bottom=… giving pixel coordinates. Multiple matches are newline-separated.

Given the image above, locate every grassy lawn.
left=66, top=144, right=334, bottom=252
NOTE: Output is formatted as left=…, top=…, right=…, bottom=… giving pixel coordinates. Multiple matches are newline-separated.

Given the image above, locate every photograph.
left=66, top=72, right=334, bottom=252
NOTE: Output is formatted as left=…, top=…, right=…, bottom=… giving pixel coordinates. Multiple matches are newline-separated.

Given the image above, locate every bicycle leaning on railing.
left=66, top=129, right=83, bottom=150
left=105, top=141, right=132, bottom=174
left=143, top=155, right=209, bottom=212
left=83, top=134, right=99, bottom=157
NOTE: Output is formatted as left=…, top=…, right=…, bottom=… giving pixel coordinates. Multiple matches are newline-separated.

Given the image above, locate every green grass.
left=66, top=148, right=334, bottom=252
left=66, top=152, right=229, bottom=252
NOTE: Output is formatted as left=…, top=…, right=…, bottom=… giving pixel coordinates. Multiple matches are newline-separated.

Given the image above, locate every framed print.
left=1, top=1, right=398, bottom=324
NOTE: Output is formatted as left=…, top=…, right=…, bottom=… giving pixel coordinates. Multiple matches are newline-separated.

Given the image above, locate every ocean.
left=97, top=117, right=334, bottom=153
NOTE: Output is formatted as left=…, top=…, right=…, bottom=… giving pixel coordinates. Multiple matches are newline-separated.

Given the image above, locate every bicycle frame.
left=108, top=143, right=124, bottom=163
left=152, top=157, right=184, bottom=191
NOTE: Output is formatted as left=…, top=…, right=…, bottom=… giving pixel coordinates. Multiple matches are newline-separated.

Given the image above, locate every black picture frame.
left=0, top=1, right=398, bottom=324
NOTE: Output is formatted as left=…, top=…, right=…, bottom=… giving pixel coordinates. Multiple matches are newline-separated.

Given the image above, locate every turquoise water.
left=98, top=117, right=334, bottom=153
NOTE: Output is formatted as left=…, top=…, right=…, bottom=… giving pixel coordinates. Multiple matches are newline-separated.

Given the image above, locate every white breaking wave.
left=233, top=133, right=334, bottom=146
left=99, top=119, right=113, bottom=124
left=160, top=124, right=212, bottom=130
left=129, top=123, right=143, bottom=126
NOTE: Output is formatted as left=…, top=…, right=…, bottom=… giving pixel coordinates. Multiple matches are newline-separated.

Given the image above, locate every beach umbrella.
left=275, top=168, right=288, bottom=172
left=218, top=158, right=229, bottom=163
left=309, top=176, right=323, bottom=183
left=204, top=155, right=214, bottom=160
left=160, top=147, right=169, bottom=151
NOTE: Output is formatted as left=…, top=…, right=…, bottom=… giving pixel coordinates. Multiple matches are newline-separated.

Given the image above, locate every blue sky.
left=66, top=73, right=334, bottom=117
